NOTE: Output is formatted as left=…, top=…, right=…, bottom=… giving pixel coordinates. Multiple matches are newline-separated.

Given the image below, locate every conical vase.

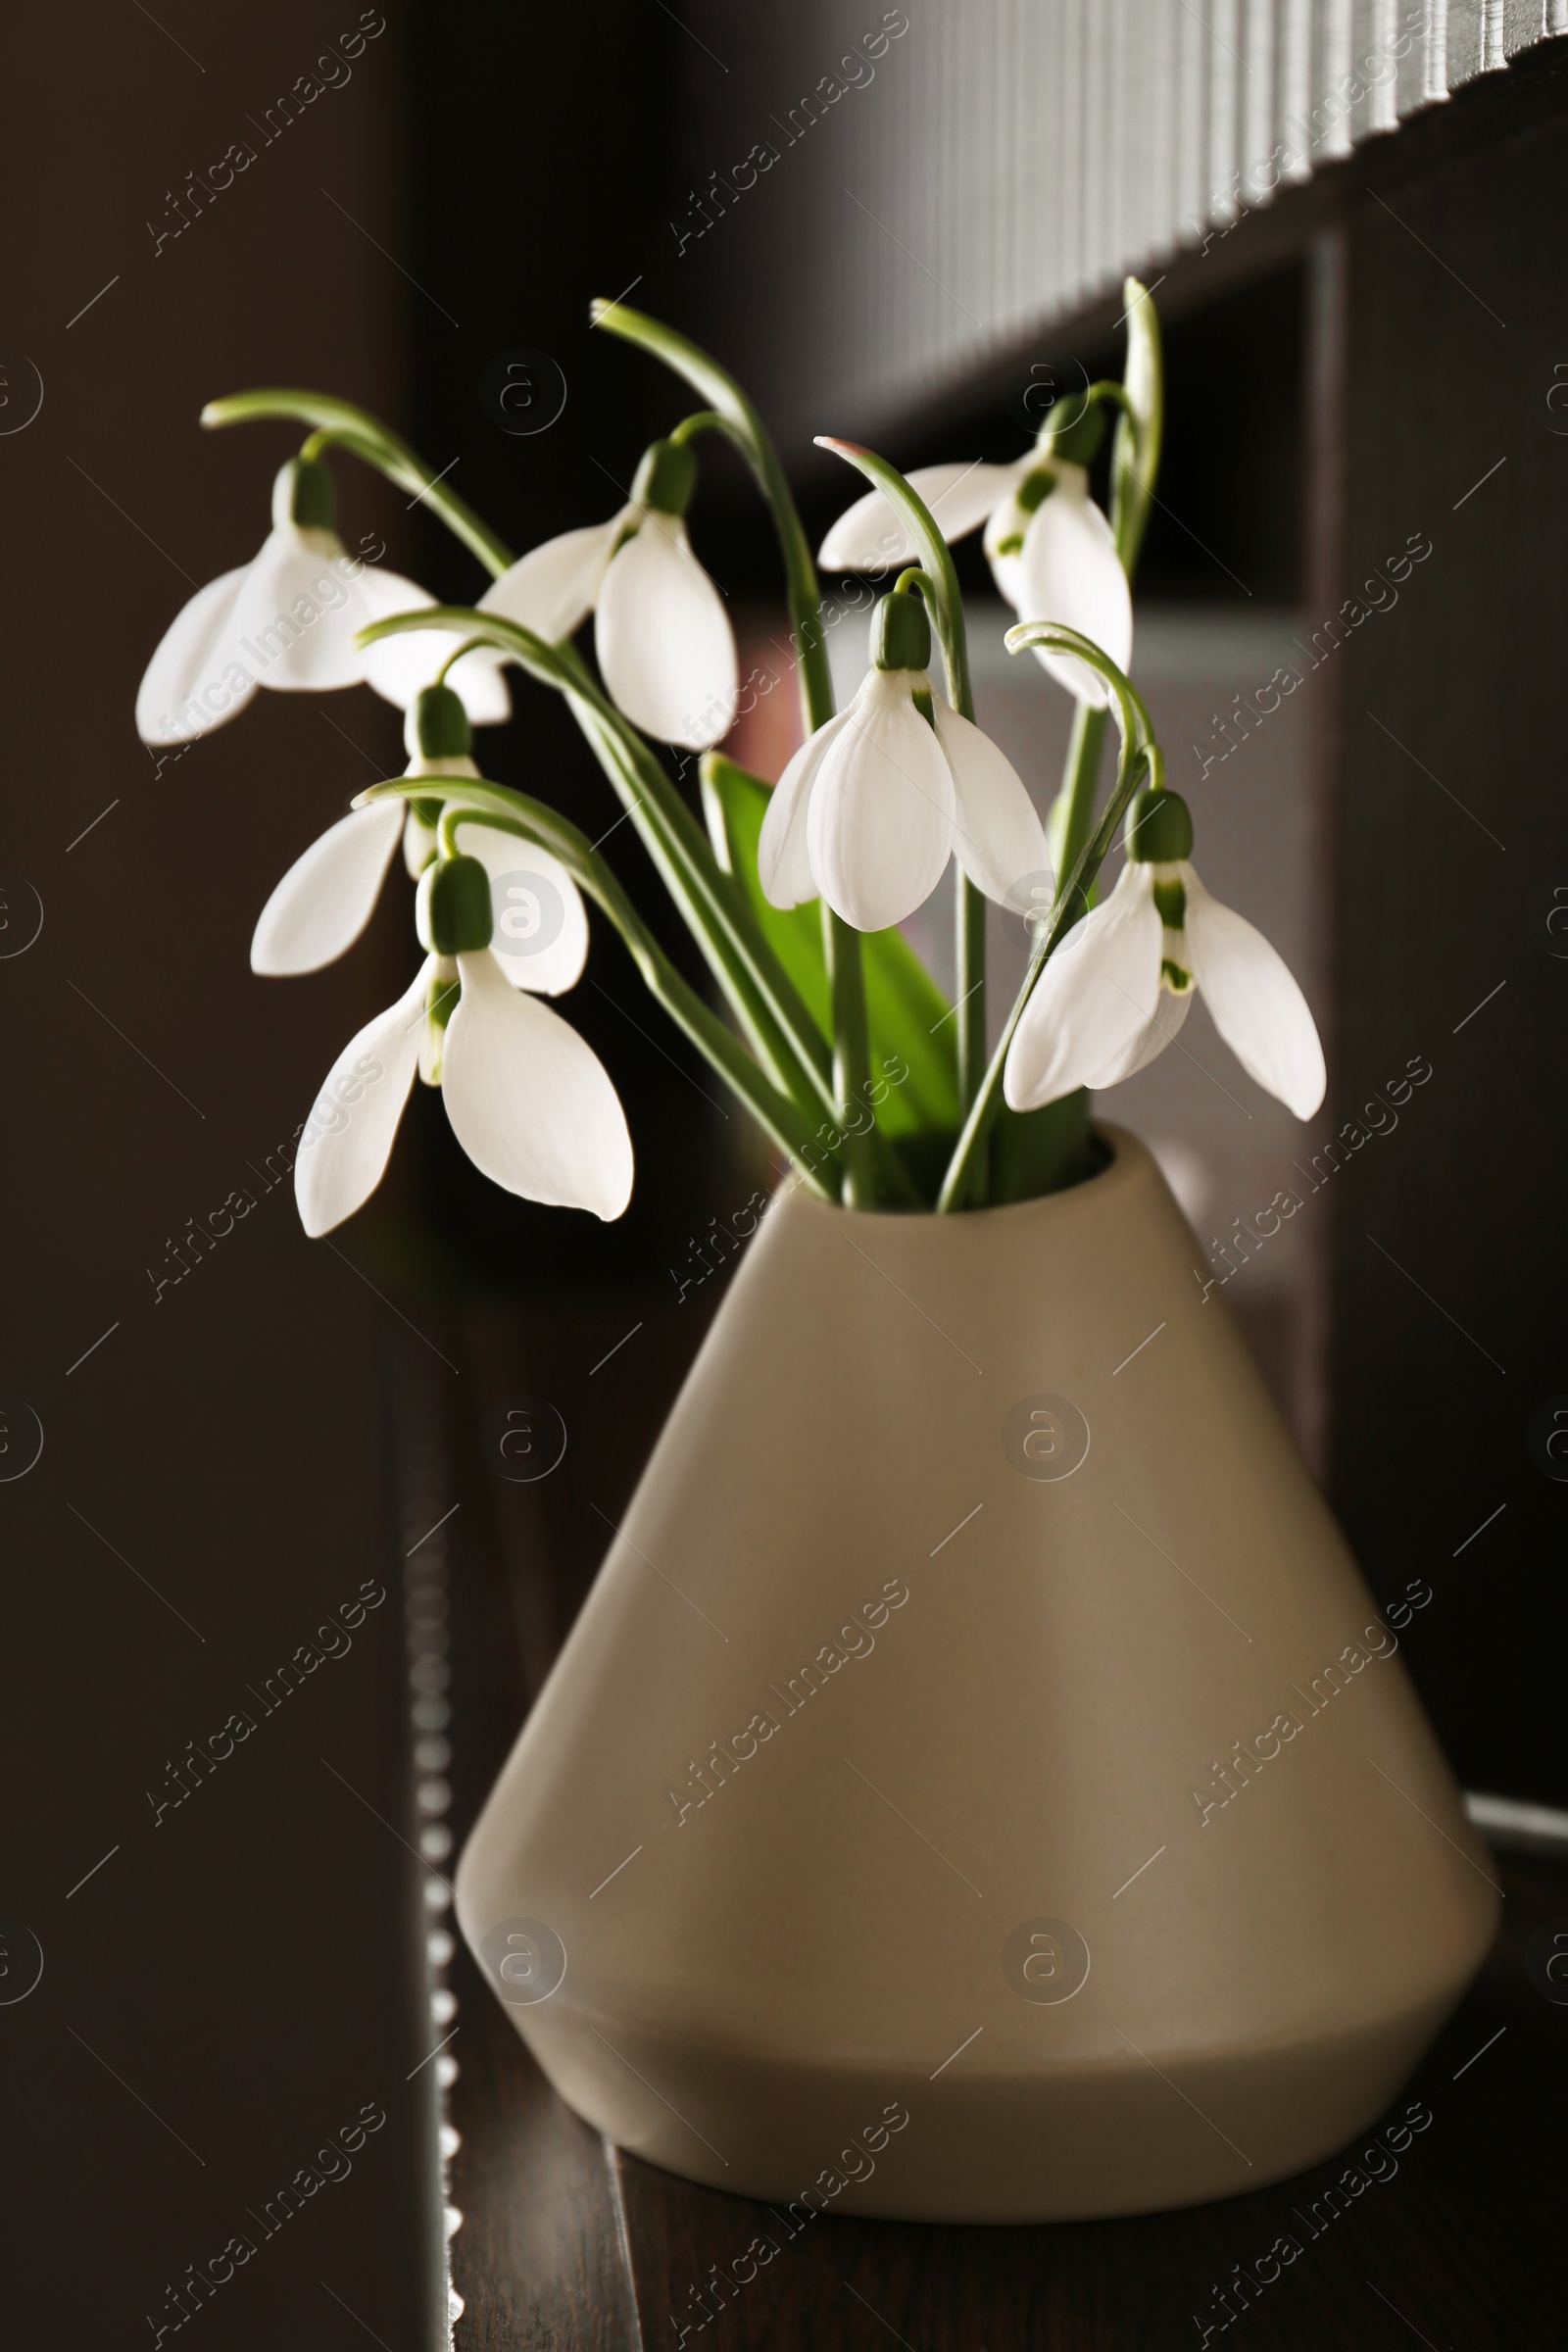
left=457, top=1127, right=1495, bottom=2222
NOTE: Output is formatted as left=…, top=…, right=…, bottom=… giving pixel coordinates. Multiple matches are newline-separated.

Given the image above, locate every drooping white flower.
left=1004, top=788, right=1325, bottom=1118
left=476, top=436, right=737, bottom=751
left=136, top=457, right=509, bottom=747
left=250, top=686, right=587, bottom=996
left=818, top=424, right=1131, bottom=710
left=292, top=852, right=631, bottom=1239
left=758, top=589, right=1049, bottom=933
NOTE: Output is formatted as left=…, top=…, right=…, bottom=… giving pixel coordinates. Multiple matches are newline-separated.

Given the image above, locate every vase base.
left=522, top=1981, right=1467, bottom=2224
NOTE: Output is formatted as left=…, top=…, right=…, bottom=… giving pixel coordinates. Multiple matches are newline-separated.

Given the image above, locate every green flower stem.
left=592, top=299, right=876, bottom=1206
left=1043, top=282, right=1163, bottom=878
left=593, top=303, right=833, bottom=730
left=201, top=384, right=837, bottom=1133
left=936, top=627, right=1158, bottom=1215
left=199, top=390, right=514, bottom=577
left=1020, top=287, right=1164, bottom=1193
left=1049, top=703, right=1111, bottom=886
left=667, top=410, right=728, bottom=450
left=552, top=640, right=837, bottom=1117
left=364, top=776, right=840, bottom=1196
left=825, top=906, right=875, bottom=1208
left=955, top=877, right=989, bottom=1192
left=365, top=607, right=836, bottom=1133
left=814, top=436, right=990, bottom=1187
left=815, top=441, right=975, bottom=719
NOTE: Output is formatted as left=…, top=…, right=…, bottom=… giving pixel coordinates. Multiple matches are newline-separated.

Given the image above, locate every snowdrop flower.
left=293, top=844, right=632, bottom=1238
left=476, top=436, right=737, bottom=750
left=136, top=457, right=509, bottom=747
left=1004, top=788, right=1325, bottom=1118
left=818, top=409, right=1130, bottom=710
left=757, top=588, right=1049, bottom=934
left=250, top=685, right=588, bottom=996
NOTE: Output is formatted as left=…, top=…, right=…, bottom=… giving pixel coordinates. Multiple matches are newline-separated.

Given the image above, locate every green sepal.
left=416, top=855, right=493, bottom=954
left=700, top=755, right=959, bottom=1141
left=408, top=684, right=471, bottom=761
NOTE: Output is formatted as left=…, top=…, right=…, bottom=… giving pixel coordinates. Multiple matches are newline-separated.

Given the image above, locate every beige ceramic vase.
left=457, top=1128, right=1495, bottom=2222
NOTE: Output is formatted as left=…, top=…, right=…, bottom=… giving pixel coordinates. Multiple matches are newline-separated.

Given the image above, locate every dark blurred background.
left=3, top=4, right=1564, bottom=2345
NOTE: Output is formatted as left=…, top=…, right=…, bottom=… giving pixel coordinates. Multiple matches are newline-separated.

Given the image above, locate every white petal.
left=986, top=545, right=1025, bottom=612
left=442, top=951, right=633, bottom=1220
left=817, top=461, right=1027, bottom=571
left=757, top=709, right=855, bottom=907
left=228, top=527, right=384, bottom=692
left=595, top=516, right=738, bottom=750
left=446, top=820, right=590, bottom=997
left=1087, top=982, right=1192, bottom=1088
left=293, top=963, right=429, bottom=1237
left=357, top=566, right=512, bottom=725
left=1004, top=861, right=1162, bottom=1109
left=135, top=565, right=257, bottom=744
left=806, top=671, right=955, bottom=931
left=1182, top=866, right=1327, bottom=1118
left=1016, top=477, right=1133, bottom=709
left=251, top=800, right=406, bottom=975
left=478, top=517, right=623, bottom=643
left=930, top=699, right=1051, bottom=906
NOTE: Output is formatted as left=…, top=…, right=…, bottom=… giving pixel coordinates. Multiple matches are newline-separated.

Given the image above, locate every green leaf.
left=701, top=756, right=959, bottom=1141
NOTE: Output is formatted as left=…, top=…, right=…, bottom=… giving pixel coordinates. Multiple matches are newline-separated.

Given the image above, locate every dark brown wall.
left=1, top=9, right=433, bottom=2345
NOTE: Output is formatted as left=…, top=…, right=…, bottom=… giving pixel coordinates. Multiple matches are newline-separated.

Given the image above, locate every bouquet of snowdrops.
left=136, top=279, right=1322, bottom=1237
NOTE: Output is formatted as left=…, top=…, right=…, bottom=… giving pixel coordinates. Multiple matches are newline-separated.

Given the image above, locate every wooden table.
left=420, top=1301, right=1567, bottom=2352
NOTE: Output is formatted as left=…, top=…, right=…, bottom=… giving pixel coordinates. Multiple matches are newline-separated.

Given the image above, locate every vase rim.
left=788, top=1121, right=1151, bottom=1229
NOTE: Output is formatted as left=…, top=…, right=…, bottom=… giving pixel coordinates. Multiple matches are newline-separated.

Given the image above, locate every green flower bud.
left=406, top=683, right=472, bottom=763
left=273, top=455, right=336, bottom=531
left=416, top=855, right=494, bottom=955
left=871, top=589, right=932, bottom=673
left=630, top=436, right=698, bottom=516
left=1045, top=397, right=1106, bottom=468
left=1125, top=786, right=1194, bottom=864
